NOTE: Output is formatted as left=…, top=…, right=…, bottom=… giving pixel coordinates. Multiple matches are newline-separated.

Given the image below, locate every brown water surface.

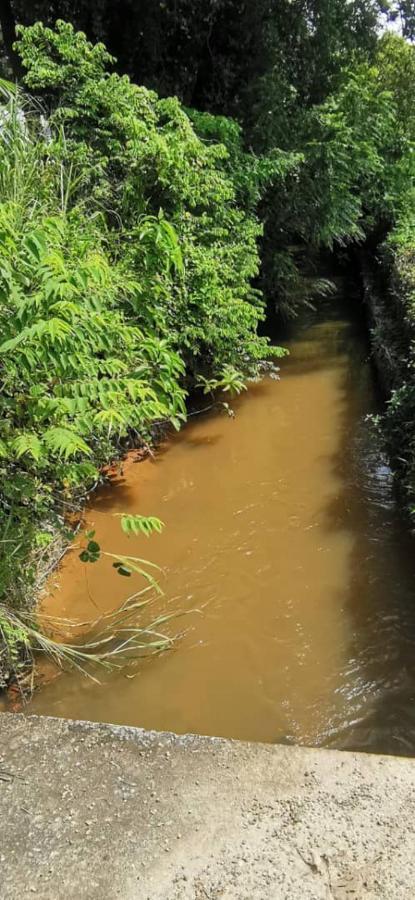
left=26, top=294, right=415, bottom=753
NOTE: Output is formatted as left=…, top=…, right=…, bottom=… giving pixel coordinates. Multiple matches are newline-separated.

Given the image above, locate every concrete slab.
left=0, top=714, right=414, bottom=899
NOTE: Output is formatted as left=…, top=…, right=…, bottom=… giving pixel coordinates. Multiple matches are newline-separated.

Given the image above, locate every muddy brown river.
left=25, top=293, right=415, bottom=754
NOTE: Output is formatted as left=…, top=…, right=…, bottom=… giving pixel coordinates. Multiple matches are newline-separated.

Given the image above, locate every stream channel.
left=22, top=288, right=415, bottom=755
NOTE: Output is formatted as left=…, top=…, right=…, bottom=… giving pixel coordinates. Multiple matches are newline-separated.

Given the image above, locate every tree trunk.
left=0, top=0, right=22, bottom=78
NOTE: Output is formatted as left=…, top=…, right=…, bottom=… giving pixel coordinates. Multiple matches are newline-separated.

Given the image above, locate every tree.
left=9, top=1, right=386, bottom=110
left=383, top=1, right=415, bottom=40
left=0, top=0, right=22, bottom=76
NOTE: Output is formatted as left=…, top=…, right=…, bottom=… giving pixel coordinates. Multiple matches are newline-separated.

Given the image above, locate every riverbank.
left=361, top=226, right=415, bottom=517
left=1, top=713, right=415, bottom=899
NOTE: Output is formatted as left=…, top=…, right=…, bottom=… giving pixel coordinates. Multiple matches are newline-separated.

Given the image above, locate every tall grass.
left=0, top=585, right=179, bottom=694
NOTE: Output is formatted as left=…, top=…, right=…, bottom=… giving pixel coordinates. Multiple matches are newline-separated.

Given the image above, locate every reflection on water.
left=23, top=293, right=415, bottom=754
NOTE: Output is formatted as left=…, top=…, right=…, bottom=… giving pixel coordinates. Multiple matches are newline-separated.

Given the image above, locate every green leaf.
left=87, top=540, right=100, bottom=553
left=12, top=433, right=42, bottom=462
left=43, top=427, right=92, bottom=459
left=117, top=514, right=165, bottom=537
left=113, top=563, right=132, bottom=577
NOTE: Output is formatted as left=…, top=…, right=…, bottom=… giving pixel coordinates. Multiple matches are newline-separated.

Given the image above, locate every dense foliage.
left=0, top=2, right=399, bottom=103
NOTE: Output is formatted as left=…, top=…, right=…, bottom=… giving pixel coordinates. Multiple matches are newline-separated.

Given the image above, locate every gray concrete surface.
left=0, top=714, right=415, bottom=899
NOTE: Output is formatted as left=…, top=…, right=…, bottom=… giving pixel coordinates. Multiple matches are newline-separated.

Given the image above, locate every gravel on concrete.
left=0, top=713, right=415, bottom=899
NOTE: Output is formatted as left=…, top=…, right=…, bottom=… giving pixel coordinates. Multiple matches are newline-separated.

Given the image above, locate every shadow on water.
left=306, top=294, right=415, bottom=756
left=177, top=432, right=224, bottom=450
left=92, top=479, right=138, bottom=512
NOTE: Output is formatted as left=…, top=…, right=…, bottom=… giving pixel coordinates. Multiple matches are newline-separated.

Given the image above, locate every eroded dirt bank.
left=1, top=714, right=415, bottom=899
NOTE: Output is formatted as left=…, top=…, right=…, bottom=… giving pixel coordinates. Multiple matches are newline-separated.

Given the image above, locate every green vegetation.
left=0, top=3, right=414, bottom=684
left=376, top=215, right=415, bottom=509
left=0, top=19, right=284, bottom=683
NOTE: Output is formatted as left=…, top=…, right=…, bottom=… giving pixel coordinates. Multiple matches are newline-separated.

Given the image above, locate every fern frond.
left=12, top=433, right=43, bottom=462
left=43, top=427, right=91, bottom=459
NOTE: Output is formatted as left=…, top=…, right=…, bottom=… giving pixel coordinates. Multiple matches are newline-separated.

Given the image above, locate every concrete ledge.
left=1, top=714, right=415, bottom=898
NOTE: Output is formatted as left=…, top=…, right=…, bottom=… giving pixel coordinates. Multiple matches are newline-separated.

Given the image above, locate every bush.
left=379, top=213, right=415, bottom=512
left=16, top=20, right=278, bottom=379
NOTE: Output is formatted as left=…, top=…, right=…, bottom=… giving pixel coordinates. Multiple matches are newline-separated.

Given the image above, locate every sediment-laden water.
left=25, top=293, right=415, bottom=755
